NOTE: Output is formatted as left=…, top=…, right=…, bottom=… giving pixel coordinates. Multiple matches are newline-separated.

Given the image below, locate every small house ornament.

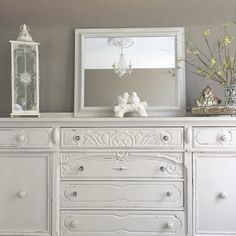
left=10, top=24, right=40, bottom=117
left=195, top=86, right=221, bottom=107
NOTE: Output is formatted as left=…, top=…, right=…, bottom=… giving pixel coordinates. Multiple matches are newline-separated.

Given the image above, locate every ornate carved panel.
left=61, top=128, right=183, bottom=148
left=60, top=152, right=184, bottom=178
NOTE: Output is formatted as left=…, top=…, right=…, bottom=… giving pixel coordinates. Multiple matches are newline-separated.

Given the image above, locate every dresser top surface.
left=0, top=114, right=236, bottom=126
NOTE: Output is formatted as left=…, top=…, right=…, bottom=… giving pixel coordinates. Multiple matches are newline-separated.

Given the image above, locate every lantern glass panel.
left=13, top=44, right=38, bottom=112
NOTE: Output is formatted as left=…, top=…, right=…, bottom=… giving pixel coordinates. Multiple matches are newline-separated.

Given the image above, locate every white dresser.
left=0, top=127, right=58, bottom=236
left=0, top=117, right=236, bottom=236
left=60, top=127, right=185, bottom=236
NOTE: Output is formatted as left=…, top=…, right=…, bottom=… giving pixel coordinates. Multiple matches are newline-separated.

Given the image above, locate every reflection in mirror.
left=74, top=28, right=185, bottom=117
left=84, top=36, right=176, bottom=107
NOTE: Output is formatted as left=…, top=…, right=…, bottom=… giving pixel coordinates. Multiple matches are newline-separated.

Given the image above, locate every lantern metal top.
left=17, top=24, right=33, bottom=42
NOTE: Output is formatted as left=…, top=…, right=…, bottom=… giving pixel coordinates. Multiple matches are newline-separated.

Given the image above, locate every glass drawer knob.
left=160, top=166, right=166, bottom=172
left=72, top=191, right=78, bottom=197
left=73, top=135, right=80, bottom=141
left=163, top=135, right=169, bottom=141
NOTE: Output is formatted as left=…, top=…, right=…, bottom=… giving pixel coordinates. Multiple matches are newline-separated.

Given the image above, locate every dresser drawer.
left=193, top=127, right=236, bottom=149
left=61, top=127, right=184, bottom=149
left=0, top=128, right=53, bottom=148
left=61, top=152, right=184, bottom=179
left=60, top=181, right=183, bottom=209
left=60, top=210, right=185, bottom=236
left=0, top=153, right=51, bottom=235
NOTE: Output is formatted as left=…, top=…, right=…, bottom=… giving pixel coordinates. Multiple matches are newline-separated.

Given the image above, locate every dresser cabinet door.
left=194, top=153, right=236, bottom=235
left=0, top=153, right=52, bottom=236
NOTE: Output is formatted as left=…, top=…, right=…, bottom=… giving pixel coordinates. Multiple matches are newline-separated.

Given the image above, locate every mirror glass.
left=74, top=28, right=185, bottom=117
left=84, top=36, right=176, bottom=107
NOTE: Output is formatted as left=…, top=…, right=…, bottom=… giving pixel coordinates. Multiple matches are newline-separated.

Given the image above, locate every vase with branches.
left=186, top=21, right=236, bottom=106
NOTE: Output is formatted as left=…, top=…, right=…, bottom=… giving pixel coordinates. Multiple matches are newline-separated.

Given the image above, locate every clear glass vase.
left=224, top=84, right=236, bottom=106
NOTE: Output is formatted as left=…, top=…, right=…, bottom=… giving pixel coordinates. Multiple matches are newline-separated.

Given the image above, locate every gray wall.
left=0, top=0, right=236, bottom=117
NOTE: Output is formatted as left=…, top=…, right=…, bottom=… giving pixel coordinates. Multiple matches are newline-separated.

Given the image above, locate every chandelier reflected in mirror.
left=109, top=38, right=134, bottom=78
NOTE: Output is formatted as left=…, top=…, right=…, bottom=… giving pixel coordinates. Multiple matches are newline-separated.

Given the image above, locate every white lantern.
left=10, top=24, right=40, bottom=117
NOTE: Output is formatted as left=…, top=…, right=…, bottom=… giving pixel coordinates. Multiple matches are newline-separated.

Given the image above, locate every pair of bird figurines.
left=113, top=92, right=148, bottom=117
left=116, top=92, right=140, bottom=106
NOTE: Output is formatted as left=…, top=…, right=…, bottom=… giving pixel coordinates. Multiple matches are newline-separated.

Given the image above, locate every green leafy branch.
left=186, top=21, right=236, bottom=87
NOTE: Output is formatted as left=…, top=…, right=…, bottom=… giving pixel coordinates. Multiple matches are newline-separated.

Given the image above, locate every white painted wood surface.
left=193, top=127, right=236, bottom=149
left=0, top=153, right=52, bottom=236
left=194, top=153, right=236, bottom=235
left=61, top=127, right=184, bottom=149
left=0, top=117, right=236, bottom=236
left=60, top=181, right=184, bottom=209
left=0, top=128, right=53, bottom=148
left=60, top=210, right=185, bottom=236
left=60, top=152, right=184, bottom=179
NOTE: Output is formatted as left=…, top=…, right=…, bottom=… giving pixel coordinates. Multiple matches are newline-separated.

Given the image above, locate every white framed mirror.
left=74, top=27, right=185, bottom=117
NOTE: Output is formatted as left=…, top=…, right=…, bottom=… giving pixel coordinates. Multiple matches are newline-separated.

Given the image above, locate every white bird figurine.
left=117, top=92, right=129, bottom=105
left=128, top=92, right=140, bottom=104
left=113, top=91, right=148, bottom=117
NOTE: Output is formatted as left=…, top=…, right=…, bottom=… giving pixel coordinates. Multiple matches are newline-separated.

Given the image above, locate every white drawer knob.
left=17, top=191, right=26, bottom=199
left=70, top=220, right=78, bottom=228
left=220, top=135, right=228, bottom=141
left=218, top=192, right=227, bottom=199
left=16, top=134, right=25, bottom=144
left=166, top=191, right=172, bottom=197
left=166, top=222, right=174, bottom=229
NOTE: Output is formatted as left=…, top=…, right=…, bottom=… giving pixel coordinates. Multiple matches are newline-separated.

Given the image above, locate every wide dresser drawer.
left=61, top=152, right=184, bottom=179
left=61, top=127, right=184, bottom=149
left=60, top=181, right=183, bottom=209
left=193, top=127, right=236, bottom=149
left=60, top=210, right=185, bottom=236
left=0, top=128, right=53, bottom=148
